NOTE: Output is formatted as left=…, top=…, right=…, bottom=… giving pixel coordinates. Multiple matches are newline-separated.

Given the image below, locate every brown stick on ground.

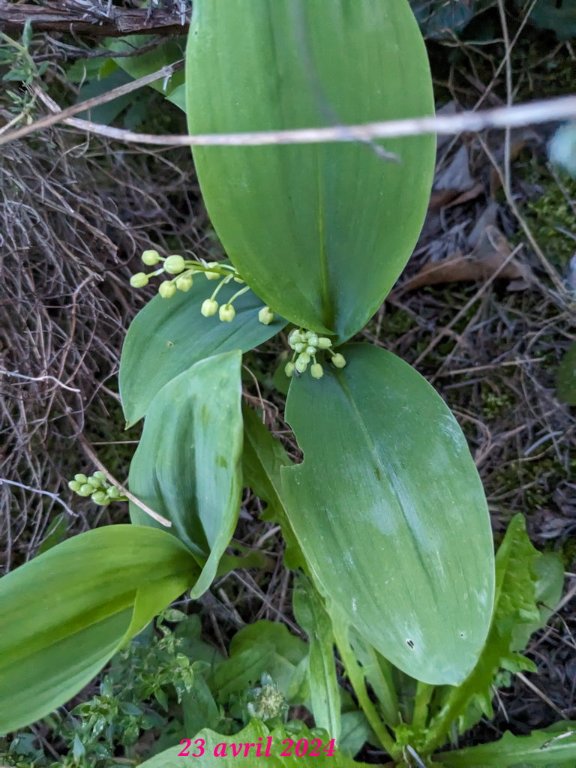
left=0, top=1, right=189, bottom=37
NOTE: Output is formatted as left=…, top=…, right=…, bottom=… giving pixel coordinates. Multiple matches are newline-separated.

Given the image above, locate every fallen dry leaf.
left=396, top=225, right=533, bottom=294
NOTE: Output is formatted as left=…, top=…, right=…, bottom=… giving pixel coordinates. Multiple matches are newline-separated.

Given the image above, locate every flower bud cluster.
left=130, top=249, right=275, bottom=326
left=246, top=674, right=288, bottom=723
left=68, top=471, right=125, bottom=507
left=285, top=329, right=346, bottom=379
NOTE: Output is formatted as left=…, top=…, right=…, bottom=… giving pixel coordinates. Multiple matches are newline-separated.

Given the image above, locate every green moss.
left=490, top=454, right=571, bottom=514
left=481, top=387, right=514, bottom=419
left=515, top=161, right=576, bottom=270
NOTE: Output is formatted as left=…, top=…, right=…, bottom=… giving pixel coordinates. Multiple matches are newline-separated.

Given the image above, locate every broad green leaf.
left=186, top=0, right=435, bottom=341
left=107, top=36, right=186, bottom=103
left=210, top=620, right=308, bottom=706
left=339, top=711, right=374, bottom=758
left=424, top=515, right=562, bottom=752
left=411, top=0, right=479, bottom=39
left=523, top=0, right=576, bottom=39
left=435, top=722, right=576, bottom=767
left=36, top=512, right=68, bottom=554
left=0, top=526, right=198, bottom=734
left=129, top=351, right=243, bottom=598
left=281, top=344, right=494, bottom=686
left=138, top=720, right=370, bottom=768
left=556, top=341, right=576, bottom=405
left=242, top=405, right=304, bottom=569
left=182, top=663, right=223, bottom=736
left=293, top=576, right=341, bottom=739
left=120, top=283, right=285, bottom=426
left=75, top=69, right=134, bottom=125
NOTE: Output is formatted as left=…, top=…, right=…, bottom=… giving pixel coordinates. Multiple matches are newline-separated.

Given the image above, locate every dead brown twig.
left=0, top=0, right=189, bottom=37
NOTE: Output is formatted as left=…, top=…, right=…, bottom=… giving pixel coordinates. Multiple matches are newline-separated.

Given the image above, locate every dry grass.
left=0, top=123, right=209, bottom=572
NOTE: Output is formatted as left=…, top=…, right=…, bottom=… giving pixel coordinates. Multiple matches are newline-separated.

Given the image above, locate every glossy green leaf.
left=129, top=351, right=243, bottom=598
left=339, top=711, right=374, bottom=758
left=182, top=663, right=223, bottom=736
left=120, top=283, right=285, bottom=427
left=293, top=576, right=341, bottom=739
left=0, top=526, right=198, bottom=734
left=424, top=515, right=561, bottom=751
left=139, top=720, right=369, bottom=768
left=210, top=620, right=308, bottom=706
left=436, top=722, right=576, bottom=767
left=186, top=0, right=435, bottom=341
left=281, top=344, right=494, bottom=685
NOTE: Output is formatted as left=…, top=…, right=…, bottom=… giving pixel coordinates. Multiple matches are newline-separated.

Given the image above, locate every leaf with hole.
left=281, top=344, right=494, bottom=685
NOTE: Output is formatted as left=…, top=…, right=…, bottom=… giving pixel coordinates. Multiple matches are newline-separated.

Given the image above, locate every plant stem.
left=412, top=681, right=434, bottom=732
left=332, top=619, right=400, bottom=759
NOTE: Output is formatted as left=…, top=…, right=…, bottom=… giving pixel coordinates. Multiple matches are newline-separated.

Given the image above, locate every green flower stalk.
left=130, top=248, right=276, bottom=327
left=286, top=327, right=345, bottom=378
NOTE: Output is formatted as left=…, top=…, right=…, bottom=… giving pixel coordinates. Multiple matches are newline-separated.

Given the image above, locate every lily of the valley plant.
left=1, top=2, right=574, bottom=766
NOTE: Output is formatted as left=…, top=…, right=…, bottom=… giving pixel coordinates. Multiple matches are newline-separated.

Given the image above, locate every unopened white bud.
left=91, top=491, right=110, bottom=506
left=295, top=355, right=310, bottom=373
left=158, top=281, right=177, bottom=299
left=201, top=298, right=219, bottom=317
left=163, top=255, right=186, bottom=274
left=175, top=274, right=193, bottom=292
left=130, top=272, right=149, bottom=288
left=285, top=362, right=295, bottom=377
left=219, top=303, right=236, bottom=322
left=311, top=363, right=324, bottom=379
left=289, top=330, right=304, bottom=346
left=258, top=306, right=274, bottom=325
left=332, top=353, right=347, bottom=369
left=317, top=337, right=332, bottom=350
left=141, top=249, right=161, bottom=266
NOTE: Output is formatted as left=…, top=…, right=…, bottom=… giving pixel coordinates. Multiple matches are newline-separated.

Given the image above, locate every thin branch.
left=497, top=0, right=513, bottom=195
left=0, top=1, right=189, bottom=37
left=0, top=368, right=81, bottom=394
left=2, top=91, right=576, bottom=149
left=0, top=477, right=77, bottom=518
